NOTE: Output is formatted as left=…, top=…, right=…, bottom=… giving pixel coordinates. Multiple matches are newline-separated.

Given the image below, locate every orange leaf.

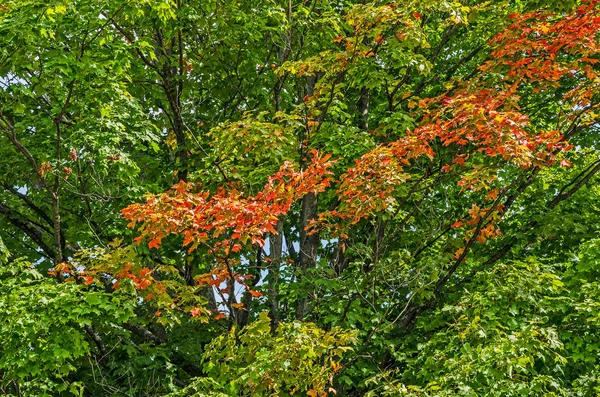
left=148, top=238, right=161, bottom=249
left=190, top=307, right=202, bottom=317
left=454, top=247, right=465, bottom=259
left=485, top=189, right=499, bottom=201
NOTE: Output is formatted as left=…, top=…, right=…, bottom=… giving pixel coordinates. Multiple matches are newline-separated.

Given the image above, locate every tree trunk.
left=295, top=192, right=318, bottom=320
left=268, top=219, right=284, bottom=330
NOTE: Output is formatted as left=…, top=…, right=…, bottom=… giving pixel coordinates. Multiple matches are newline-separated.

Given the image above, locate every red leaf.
left=190, top=307, right=202, bottom=317
left=248, top=289, right=263, bottom=297
left=148, top=238, right=161, bottom=249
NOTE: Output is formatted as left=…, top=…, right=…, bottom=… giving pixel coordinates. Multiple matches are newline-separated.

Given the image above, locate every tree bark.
left=295, top=192, right=318, bottom=320
left=268, top=219, right=284, bottom=329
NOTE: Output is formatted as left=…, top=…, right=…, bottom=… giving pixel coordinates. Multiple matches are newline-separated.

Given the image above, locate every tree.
left=1, top=0, right=600, bottom=396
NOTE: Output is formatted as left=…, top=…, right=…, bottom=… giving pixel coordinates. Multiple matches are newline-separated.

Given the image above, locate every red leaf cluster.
left=122, top=151, right=333, bottom=256
left=317, top=1, right=600, bottom=230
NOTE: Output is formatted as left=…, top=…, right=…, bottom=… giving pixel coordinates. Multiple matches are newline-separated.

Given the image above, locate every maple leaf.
left=453, top=156, right=466, bottom=167
left=140, top=267, right=152, bottom=277
left=190, top=307, right=202, bottom=317
left=69, top=147, right=78, bottom=161
left=148, top=238, right=161, bottom=249
left=137, top=279, right=151, bottom=290
left=454, top=247, right=465, bottom=259
left=485, top=189, right=499, bottom=201
left=39, top=162, right=53, bottom=177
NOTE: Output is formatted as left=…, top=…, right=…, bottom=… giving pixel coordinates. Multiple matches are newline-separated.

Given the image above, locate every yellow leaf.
left=454, top=247, right=465, bottom=259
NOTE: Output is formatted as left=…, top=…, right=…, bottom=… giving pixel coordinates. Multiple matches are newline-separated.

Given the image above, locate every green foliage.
left=0, top=236, right=9, bottom=263
left=0, top=259, right=135, bottom=396
left=0, top=0, right=600, bottom=395
left=172, top=312, right=357, bottom=396
left=399, top=260, right=568, bottom=395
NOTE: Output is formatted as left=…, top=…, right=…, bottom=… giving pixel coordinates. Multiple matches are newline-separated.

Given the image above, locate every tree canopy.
left=1, top=0, right=600, bottom=395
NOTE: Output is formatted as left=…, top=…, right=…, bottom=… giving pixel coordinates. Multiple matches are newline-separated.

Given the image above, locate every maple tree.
left=1, top=0, right=600, bottom=396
